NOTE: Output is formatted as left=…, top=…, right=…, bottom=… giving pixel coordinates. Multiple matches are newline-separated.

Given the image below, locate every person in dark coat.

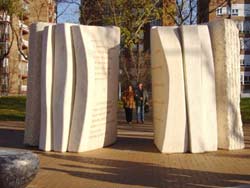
left=122, top=85, right=135, bottom=124
left=135, top=83, right=148, bottom=124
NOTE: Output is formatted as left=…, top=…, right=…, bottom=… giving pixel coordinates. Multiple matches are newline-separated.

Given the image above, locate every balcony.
left=1, top=58, right=9, bottom=74
left=21, top=4, right=30, bottom=21
left=0, top=14, right=10, bottom=22
left=19, top=21, right=29, bottom=34
left=19, top=53, right=28, bottom=62
left=19, top=63, right=28, bottom=79
left=20, top=85, right=27, bottom=92
left=0, top=33, right=9, bottom=42
left=22, top=38, right=28, bottom=49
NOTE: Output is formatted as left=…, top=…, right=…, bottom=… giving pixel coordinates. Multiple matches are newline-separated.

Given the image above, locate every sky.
left=57, top=0, right=80, bottom=23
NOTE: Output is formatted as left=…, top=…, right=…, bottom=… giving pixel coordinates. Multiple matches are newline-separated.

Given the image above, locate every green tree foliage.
left=0, top=0, right=23, bottom=17
left=81, top=0, right=162, bottom=84
left=78, top=0, right=203, bottom=85
left=104, top=0, right=161, bottom=48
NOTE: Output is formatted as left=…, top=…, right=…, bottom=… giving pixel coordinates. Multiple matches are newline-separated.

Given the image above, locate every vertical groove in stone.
left=39, top=25, right=54, bottom=151
left=181, top=25, right=205, bottom=153
left=67, top=26, right=89, bottom=152
left=52, top=24, right=75, bottom=152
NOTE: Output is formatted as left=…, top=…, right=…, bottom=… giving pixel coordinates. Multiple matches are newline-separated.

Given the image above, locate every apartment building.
left=198, top=0, right=250, bottom=94
left=0, top=0, right=55, bottom=95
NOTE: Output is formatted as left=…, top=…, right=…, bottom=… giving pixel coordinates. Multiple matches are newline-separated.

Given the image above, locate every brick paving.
left=0, top=112, right=250, bottom=188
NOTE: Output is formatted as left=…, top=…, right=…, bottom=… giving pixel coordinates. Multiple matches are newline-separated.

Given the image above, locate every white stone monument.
left=24, top=22, right=52, bottom=146
left=151, top=27, right=188, bottom=153
left=26, top=23, right=120, bottom=152
left=68, top=25, right=120, bottom=152
left=27, top=20, right=244, bottom=154
left=208, top=19, right=245, bottom=150
left=151, top=25, right=218, bottom=153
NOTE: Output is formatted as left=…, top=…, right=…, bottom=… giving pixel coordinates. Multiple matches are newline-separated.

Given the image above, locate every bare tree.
left=163, top=0, right=197, bottom=26
left=104, top=0, right=161, bottom=86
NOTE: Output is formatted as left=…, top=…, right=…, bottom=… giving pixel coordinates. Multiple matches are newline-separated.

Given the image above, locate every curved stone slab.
left=209, top=19, right=244, bottom=150
left=181, top=25, right=205, bottom=153
left=24, top=22, right=52, bottom=146
left=0, top=150, right=39, bottom=188
left=39, top=25, right=54, bottom=151
left=198, top=25, right=218, bottom=152
left=68, top=25, right=120, bottom=152
left=52, top=24, right=75, bottom=152
left=151, top=27, right=188, bottom=153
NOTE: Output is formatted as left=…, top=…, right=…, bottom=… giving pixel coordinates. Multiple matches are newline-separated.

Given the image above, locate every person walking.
left=135, top=83, right=148, bottom=124
left=122, top=85, right=135, bottom=124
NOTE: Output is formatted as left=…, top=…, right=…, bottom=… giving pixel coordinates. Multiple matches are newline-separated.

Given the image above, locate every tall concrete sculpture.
left=68, top=25, right=120, bottom=152
left=25, top=23, right=120, bottom=152
left=151, top=22, right=244, bottom=153
left=209, top=19, right=245, bottom=150
left=24, top=23, right=52, bottom=146
left=151, top=27, right=188, bottom=153
left=26, top=20, right=244, bottom=154
left=181, top=25, right=217, bottom=153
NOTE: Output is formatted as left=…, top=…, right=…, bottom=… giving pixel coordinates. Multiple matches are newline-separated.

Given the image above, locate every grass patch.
left=0, top=96, right=249, bottom=123
left=0, top=96, right=26, bottom=121
left=240, top=98, right=250, bottom=123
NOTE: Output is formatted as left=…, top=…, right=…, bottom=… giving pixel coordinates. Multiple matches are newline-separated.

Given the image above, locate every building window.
left=241, top=59, right=245, bottom=65
left=240, top=55, right=250, bottom=67
left=236, top=21, right=243, bottom=32
left=231, top=9, right=239, bottom=16
left=244, top=76, right=250, bottom=84
left=234, top=21, right=250, bottom=33
left=243, top=72, right=250, bottom=84
left=240, top=38, right=250, bottom=50
left=216, top=7, right=223, bottom=16
left=245, top=61, right=250, bottom=66
left=241, top=74, right=244, bottom=84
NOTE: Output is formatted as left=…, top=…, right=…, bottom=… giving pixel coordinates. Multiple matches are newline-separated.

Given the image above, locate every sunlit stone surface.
left=52, top=24, right=75, bottom=152
left=39, top=25, right=54, bottom=151
left=181, top=25, right=205, bottom=153
left=209, top=19, right=244, bottom=150
left=28, top=23, right=120, bottom=152
left=197, top=25, right=218, bottom=152
left=24, top=22, right=51, bottom=146
left=68, top=25, right=120, bottom=152
left=181, top=25, right=218, bottom=153
left=151, top=26, right=188, bottom=153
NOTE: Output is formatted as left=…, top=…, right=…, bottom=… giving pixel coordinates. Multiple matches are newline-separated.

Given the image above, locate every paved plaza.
left=0, top=113, right=250, bottom=188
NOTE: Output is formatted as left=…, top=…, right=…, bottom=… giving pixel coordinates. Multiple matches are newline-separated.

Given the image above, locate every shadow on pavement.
left=39, top=152, right=250, bottom=188
left=110, top=137, right=159, bottom=153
